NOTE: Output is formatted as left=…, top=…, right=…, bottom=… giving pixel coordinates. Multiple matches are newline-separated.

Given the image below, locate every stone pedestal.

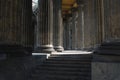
left=92, top=40, right=120, bottom=80
left=35, top=0, right=54, bottom=53
left=0, top=0, right=34, bottom=54
left=92, top=54, right=120, bottom=80
left=53, top=0, right=64, bottom=52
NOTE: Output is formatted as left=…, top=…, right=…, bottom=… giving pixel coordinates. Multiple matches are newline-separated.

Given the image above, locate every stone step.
left=45, top=60, right=91, bottom=65
left=35, top=64, right=91, bottom=70
left=46, top=75, right=90, bottom=80
left=47, top=58, right=91, bottom=62
left=45, top=59, right=91, bottom=63
left=49, top=54, right=92, bottom=58
left=30, top=74, right=91, bottom=80
left=36, top=63, right=91, bottom=69
left=33, top=66, right=91, bottom=73
left=50, top=54, right=92, bottom=56
left=42, top=63, right=91, bottom=67
left=29, top=54, right=91, bottom=80
left=31, top=70, right=90, bottom=77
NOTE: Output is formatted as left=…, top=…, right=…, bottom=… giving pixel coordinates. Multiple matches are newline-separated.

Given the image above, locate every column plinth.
left=35, top=45, right=55, bottom=53
left=54, top=46, right=64, bottom=52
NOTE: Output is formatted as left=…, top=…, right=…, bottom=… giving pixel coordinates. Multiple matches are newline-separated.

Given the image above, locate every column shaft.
left=53, top=0, right=64, bottom=52
left=0, top=0, right=34, bottom=52
left=35, top=0, right=54, bottom=53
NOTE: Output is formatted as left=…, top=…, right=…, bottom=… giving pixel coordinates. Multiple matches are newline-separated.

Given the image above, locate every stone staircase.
left=29, top=54, right=92, bottom=80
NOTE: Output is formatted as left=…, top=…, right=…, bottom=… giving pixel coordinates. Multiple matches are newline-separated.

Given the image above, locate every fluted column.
left=35, top=0, right=54, bottom=53
left=71, top=9, right=78, bottom=50
left=76, top=5, right=84, bottom=50
left=92, top=0, right=104, bottom=45
left=63, top=20, right=72, bottom=50
left=76, top=0, right=101, bottom=50
left=63, top=21, right=69, bottom=50
left=67, top=21, right=71, bottom=50
left=53, top=0, right=64, bottom=52
left=0, top=0, right=34, bottom=52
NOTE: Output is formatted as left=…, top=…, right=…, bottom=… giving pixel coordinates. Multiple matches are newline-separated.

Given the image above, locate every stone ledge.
left=92, top=54, right=120, bottom=62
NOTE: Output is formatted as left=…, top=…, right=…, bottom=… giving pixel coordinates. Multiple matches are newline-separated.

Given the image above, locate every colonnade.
left=0, top=0, right=64, bottom=55
left=63, top=0, right=120, bottom=50
left=35, top=0, right=64, bottom=53
left=0, top=0, right=120, bottom=55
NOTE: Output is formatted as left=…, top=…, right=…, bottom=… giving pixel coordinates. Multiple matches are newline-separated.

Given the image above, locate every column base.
left=34, top=45, right=55, bottom=53
left=54, top=46, right=64, bottom=52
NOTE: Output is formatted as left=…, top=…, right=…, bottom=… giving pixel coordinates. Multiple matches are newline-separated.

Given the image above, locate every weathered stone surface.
left=0, top=55, right=48, bottom=80
left=0, top=56, right=36, bottom=80
left=92, top=62, right=120, bottom=80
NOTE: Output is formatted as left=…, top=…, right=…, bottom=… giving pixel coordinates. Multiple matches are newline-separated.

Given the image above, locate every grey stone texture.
left=0, top=55, right=47, bottom=80
left=92, top=62, right=120, bottom=80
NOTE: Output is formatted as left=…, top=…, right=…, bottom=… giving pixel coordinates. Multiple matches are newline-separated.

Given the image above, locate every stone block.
left=92, top=62, right=120, bottom=80
left=93, top=40, right=120, bottom=55
left=92, top=54, right=120, bottom=80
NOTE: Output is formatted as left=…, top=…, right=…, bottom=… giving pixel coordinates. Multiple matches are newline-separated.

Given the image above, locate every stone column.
left=71, top=8, right=78, bottom=50
left=68, top=20, right=72, bottom=50
left=35, top=0, right=54, bottom=53
left=64, top=19, right=72, bottom=50
left=63, top=21, right=68, bottom=50
left=76, top=0, right=100, bottom=50
left=76, top=5, right=84, bottom=50
left=92, top=0, right=104, bottom=46
left=71, top=13, right=76, bottom=50
left=63, top=21, right=67, bottom=50
left=0, top=0, right=34, bottom=52
left=53, top=0, right=64, bottom=52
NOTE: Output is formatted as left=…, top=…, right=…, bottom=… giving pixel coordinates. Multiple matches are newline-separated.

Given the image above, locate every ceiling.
left=32, top=0, right=78, bottom=17
left=62, top=0, right=78, bottom=16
